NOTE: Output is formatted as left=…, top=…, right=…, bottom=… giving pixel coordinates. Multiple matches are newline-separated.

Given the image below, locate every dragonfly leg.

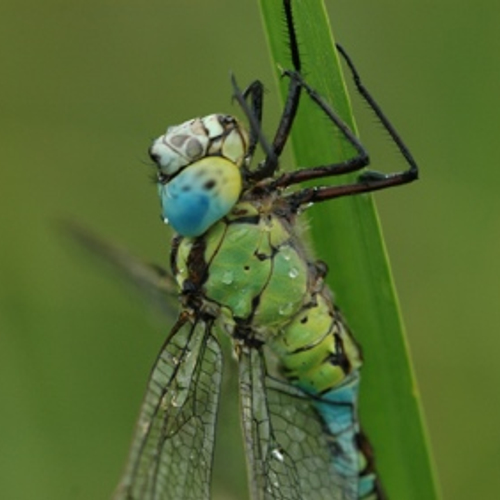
left=231, top=74, right=277, bottom=177
left=232, top=0, right=305, bottom=182
left=274, top=49, right=419, bottom=207
left=288, top=165, right=418, bottom=207
left=234, top=74, right=303, bottom=182
left=255, top=75, right=303, bottom=179
left=240, top=79, right=264, bottom=161
left=336, top=43, right=418, bottom=178
left=275, top=56, right=419, bottom=191
left=271, top=68, right=369, bottom=190
left=250, top=0, right=304, bottom=180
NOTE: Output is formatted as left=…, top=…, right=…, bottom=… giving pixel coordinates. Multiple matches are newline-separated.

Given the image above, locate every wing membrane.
left=238, top=345, right=356, bottom=500
left=62, top=221, right=178, bottom=317
left=114, top=314, right=222, bottom=500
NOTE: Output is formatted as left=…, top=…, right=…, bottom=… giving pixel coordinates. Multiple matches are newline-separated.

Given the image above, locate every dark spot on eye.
left=244, top=265, right=250, bottom=271
left=300, top=316, right=308, bottom=324
left=204, top=179, right=216, bottom=190
left=182, top=185, right=191, bottom=192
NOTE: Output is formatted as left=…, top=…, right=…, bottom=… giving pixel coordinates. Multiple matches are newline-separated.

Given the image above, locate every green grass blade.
left=258, top=1, right=440, bottom=499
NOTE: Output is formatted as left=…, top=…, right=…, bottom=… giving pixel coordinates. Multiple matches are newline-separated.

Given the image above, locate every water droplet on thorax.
left=221, top=270, right=234, bottom=285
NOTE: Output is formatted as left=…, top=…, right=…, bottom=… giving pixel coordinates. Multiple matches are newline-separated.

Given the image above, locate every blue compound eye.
left=159, top=157, right=242, bottom=237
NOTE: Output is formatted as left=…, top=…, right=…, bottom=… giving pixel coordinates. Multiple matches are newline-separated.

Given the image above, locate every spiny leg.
left=288, top=161, right=418, bottom=208
left=232, top=0, right=304, bottom=182
left=253, top=75, right=302, bottom=179
left=274, top=49, right=419, bottom=207
left=274, top=53, right=420, bottom=189
left=231, top=74, right=276, bottom=174
left=253, top=0, right=304, bottom=180
left=231, top=72, right=303, bottom=183
left=240, top=80, right=264, bottom=161
left=236, top=0, right=418, bottom=198
left=271, top=69, right=370, bottom=190
left=336, top=43, right=419, bottom=177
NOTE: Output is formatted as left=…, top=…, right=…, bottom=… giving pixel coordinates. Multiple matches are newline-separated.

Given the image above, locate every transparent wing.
left=61, top=221, right=178, bottom=317
left=238, top=345, right=356, bottom=500
left=114, top=314, right=222, bottom=500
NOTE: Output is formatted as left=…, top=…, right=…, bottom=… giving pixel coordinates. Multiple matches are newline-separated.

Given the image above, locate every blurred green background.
left=1, top=1, right=497, bottom=499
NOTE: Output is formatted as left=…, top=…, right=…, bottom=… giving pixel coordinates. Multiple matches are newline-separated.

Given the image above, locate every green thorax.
left=171, top=192, right=362, bottom=395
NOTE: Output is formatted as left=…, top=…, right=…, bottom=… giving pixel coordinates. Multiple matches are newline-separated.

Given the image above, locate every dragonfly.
left=105, top=2, right=418, bottom=499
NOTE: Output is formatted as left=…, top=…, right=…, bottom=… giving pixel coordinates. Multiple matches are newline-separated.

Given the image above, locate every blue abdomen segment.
left=159, top=157, right=242, bottom=237
left=311, top=372, right=379, bottom=499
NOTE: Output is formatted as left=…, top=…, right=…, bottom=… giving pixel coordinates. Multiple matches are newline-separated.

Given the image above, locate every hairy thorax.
left=171, top=190, right=362, bottom=395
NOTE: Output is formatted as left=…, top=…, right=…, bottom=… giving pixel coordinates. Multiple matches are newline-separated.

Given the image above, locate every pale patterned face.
left=149, top=114, right=249, bottom=178
left=149, top=114, right=249, bottom=237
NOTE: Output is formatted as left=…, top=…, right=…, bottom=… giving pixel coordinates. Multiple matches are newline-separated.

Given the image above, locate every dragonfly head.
left=149, top=114, right=249, bottom=178
left=150, top=114, right=249, bottom=237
